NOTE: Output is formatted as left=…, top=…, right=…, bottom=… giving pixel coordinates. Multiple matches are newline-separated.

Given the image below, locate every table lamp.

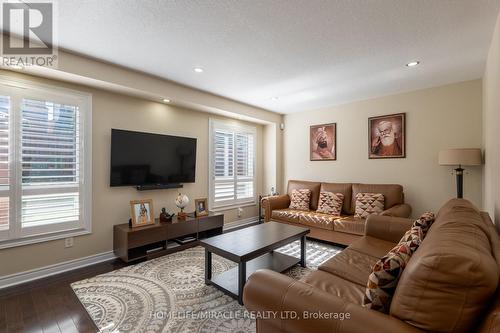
left=438, top=148, right=482, bottom=198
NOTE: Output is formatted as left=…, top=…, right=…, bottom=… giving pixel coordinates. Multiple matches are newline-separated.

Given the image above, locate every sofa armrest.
left=364, top=215, right=414, bottom=243
left=261, top=195, right=290, bottom=222
left=381, top=204, right=412, bottom=218
left=243, top=269, right=423, bottom=333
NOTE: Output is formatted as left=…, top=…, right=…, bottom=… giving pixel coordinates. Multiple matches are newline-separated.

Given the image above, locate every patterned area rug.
left=71, top=240, right=342, bottom=333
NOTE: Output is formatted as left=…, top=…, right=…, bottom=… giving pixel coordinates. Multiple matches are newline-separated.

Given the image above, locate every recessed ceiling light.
left=162, top=98, right=171, bottom=103
left=193, top=67, right=204, bottom=73
left=406, top=61, right=420, bottom=67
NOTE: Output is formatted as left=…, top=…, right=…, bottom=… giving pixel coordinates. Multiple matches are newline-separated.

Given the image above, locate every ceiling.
left=48, top=1, right=500, bottom=113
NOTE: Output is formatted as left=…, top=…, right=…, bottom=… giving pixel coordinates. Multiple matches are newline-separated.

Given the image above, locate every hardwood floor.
left=0, top=259, right=127, bottom=333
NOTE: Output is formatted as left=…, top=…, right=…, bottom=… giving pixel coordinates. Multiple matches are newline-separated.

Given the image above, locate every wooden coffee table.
left=200, top=222, right=310, bottom=304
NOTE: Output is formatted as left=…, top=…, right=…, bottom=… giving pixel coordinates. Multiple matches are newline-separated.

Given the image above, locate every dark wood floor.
left=0, top=259, right=127, bottom=333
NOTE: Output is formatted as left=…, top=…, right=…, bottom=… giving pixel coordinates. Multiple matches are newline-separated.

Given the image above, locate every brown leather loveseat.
left=262, top=180, right=411, bottom=245
left=244, top=199, right=500, bottom=333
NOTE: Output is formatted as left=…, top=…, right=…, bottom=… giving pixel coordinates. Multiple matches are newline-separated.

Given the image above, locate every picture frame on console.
left=195, top=198, right=209, bottom=217
left=368, top=113, right=406, bottom=159
left=130, top=199, right=155, bottom=228
left=310, top=123, right=336, bottom=161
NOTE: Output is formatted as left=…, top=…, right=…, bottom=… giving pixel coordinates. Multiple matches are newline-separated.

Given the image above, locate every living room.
left=0, top=1, right=499, bottom=333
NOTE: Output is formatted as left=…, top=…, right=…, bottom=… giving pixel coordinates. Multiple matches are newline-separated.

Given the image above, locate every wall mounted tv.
left=110, top=129, right=197, bottom=189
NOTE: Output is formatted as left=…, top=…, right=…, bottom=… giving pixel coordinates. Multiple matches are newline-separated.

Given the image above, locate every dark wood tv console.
left=113, top=212, right=223, bottom=263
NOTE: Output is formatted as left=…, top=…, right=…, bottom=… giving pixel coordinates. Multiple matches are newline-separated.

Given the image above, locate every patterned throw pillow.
left=399, top=212, right=435, bottom=250
left=363, top=212, right=435, bottom=313
left=354, top=193, right=385, bottom=218
left=316, top=191, right=344, bottom=215
left=363, top=242, right=413, bottom=313
left=289, top=189, right=311, bottom=211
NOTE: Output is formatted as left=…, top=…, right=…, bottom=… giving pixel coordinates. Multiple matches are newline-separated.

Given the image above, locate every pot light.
left=406, top=61, right=420, bottom=67
left=193, top=67, right=204, bottom=73
left=162, top=98, right=171, bottom=103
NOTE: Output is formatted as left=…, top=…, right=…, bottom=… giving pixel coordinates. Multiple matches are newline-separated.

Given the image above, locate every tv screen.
left=110, top=129, right=197, bottom=187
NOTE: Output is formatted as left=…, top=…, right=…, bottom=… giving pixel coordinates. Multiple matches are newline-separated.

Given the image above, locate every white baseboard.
left=224, top=216, right=259, bottom=231
left=0, top=250, right=116, bottom=290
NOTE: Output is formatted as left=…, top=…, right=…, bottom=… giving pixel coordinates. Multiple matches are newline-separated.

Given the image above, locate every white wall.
left=483, top=12, right=500, bottom=228
left=283, top=80, right=483, bottom=217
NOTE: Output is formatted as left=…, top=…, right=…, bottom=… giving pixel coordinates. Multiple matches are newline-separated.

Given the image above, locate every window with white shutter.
left=209, top=119, right=256, bottom=209
left=0, top=77, right=91, bottom=248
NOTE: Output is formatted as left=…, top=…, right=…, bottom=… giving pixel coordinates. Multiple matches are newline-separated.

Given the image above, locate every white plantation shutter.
left=213, top=130, right=234, bottom=203
left=0, top=96, right=9, bottom=234
left=209, top=119, right=256, bottom=209
left=0, top=79, right=91, bottom=248
left=21, top=99, right=81, bottom=231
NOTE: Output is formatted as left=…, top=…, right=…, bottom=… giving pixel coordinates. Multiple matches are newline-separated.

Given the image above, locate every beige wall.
left=283, top=80, right=483, bottom=217
left=0, top=70, right=264, bottom=276
left=483, top=12, right=500, bottom=228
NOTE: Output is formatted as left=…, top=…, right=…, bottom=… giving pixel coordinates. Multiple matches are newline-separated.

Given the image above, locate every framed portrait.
left=310, top=123, right=336, bottom=161
left=130, top=199, right=155, bottom=228
left=368, top=113, right=406, bottom=159
left=195, top=198, right=209, bottom=217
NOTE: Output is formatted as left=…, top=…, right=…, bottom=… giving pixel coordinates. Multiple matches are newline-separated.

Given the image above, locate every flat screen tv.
left=110, top=129, right=197, bottom=187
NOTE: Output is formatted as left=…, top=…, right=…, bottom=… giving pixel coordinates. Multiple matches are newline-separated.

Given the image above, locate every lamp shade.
left=438, top=148, right=482, bottom=166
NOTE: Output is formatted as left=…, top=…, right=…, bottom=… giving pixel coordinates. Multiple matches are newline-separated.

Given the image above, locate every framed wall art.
left=310, top=123, right=336, bottom=161
left=368, top=113, right=405, bottom=159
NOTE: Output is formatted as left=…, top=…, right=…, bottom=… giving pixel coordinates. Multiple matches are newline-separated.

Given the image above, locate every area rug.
left=71, top=240, right=342, bottom=333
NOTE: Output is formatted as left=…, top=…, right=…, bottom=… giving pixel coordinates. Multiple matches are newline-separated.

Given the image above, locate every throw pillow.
left=289, top=189, right=311, bottom=211
left=354, top=193, right=385, bottom=218
left=363, top=242, right=413, bottom=313
left=316, top=191, right=344, bottom=215
left=413, top=211, right=435, bottom=236
left=399, top=212, right=435, bottom=252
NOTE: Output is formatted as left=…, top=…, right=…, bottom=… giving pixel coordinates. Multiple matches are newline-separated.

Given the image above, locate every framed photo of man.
left=130, top=199, right=155, bottom=228
left=368, top=113, right=406, bottom=159
left=310, top=123, right=336, bottom=161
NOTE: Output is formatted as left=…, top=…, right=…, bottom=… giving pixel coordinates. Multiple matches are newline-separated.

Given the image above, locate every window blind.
left=0, top=96, right=9, bottom=232
left=210, top=119, right=256, bottom=209
left=0, top=79, right=91, bottom=248
left=21, top=99, right=80, bottom=228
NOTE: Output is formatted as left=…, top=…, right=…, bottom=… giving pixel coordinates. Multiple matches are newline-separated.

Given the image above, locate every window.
left=0, top=77, right=92, bottom=248
left=209, top=119, right=256, bottom=209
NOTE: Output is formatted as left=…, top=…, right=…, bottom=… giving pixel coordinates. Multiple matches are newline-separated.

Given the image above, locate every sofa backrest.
left=320, top=182, right=352, bottom=214
left=351, top=184, right=404, bottom=213
left=390, top=199, right=500, bottom=333
left=287, top=180, right=321, bottom=210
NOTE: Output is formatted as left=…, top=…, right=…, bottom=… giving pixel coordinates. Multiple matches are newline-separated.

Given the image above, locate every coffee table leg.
left=238, top=261, right=246, bottom=305
left=205, top=249, right=212, bottom=284
left=300, top=235, right=306, bottom=267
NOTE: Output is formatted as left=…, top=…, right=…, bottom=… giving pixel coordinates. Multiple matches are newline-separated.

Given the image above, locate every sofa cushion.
left=354, top=193, right=385, bottom=218
left=352, top=184, right=403, bottom=211
left=333, top=216, right=366, bottom=235
left=289, top=189, right=311, bottom=211
left=363, top=242, right=413, bottom=313
left=320, top=183, right=352, bottom=214
left=349, top=236, right=397, bottom=259
left=271, top=209, right=302, bottom=223
left=316, top=191, right=344, bottom=215
left=301, top=270, right=365, bottom=305
left=287, top=180, right=321, bottom=210
left=318, top=248, right=379, bottom=286
left=298, top=211, right=335, bottom=230
left=390, top=199, right=500, bottom=333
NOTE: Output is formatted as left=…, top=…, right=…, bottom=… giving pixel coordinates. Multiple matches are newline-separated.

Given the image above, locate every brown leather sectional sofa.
left=244, top=199, right=500, bottom=333
left=262, top=180, right=411, bottom=245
